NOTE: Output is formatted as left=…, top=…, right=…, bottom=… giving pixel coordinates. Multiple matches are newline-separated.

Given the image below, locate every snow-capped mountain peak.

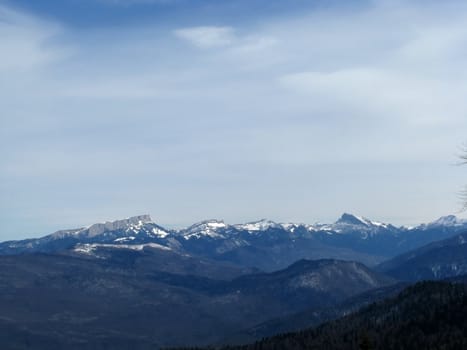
left=234, top=219, right=280, bottom=232
left=335, top=213, right=372, bottom=226
left=334, top=213, right=390, bottom=229
left=49, top=215, right=165, bottom=240
left=428, top=215, right=466, bottom=227
left=80, top=215, right=152, bottom=237
left=2, top=213, right=467, bottom=266
left=180, top=219, right=227, bottom=239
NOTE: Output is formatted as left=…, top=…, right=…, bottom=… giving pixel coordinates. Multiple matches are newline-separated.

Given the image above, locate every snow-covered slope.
left=180, top=220, right=228, bottom=239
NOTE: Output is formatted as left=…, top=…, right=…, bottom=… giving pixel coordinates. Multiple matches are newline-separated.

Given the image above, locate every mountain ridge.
left=5, top=212, right=466, bottom=243
left=2, top=213, right=467, bottom=272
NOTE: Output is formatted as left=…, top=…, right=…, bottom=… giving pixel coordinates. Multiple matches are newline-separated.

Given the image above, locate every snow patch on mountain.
left=114, top=236, right=136, bottom=243
left=74, top=242, right=171, bottom=255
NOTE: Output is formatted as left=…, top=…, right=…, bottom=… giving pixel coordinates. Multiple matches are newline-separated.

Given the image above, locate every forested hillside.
left=178, top=280, right=467, bottom=350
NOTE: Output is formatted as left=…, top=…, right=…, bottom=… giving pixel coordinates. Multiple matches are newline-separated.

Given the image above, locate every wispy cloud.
left=97, top=0, right=181, bottom=5
left=279, top=68, right=467, bottom=126
left=0, top=5, right=68, bottom=72
left=2, top=0, right=467, bottom=238
left=174, top=26, right=235, bottom=48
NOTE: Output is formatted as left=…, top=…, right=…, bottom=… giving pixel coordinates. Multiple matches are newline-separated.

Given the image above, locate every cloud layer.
left=1, top=1, right=467, bottom=239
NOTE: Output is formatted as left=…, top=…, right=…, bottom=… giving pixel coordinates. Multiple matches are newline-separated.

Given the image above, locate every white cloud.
left=0, top=6, right=69, bottom=72
left=174, top=26, right=235, bottom=48
left=229, top=35, right=278, bottom=54
left=98, top=0, right=179, bottom=4
left=2, top=1, right=467, bottom=238
left=279, top=68, right=467, bottom=126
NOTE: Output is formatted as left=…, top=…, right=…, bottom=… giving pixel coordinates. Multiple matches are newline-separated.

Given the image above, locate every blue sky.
left=1, top=0, right=467, bottom=239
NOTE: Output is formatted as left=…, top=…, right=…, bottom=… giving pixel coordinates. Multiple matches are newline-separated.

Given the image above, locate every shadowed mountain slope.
left=184, top=280, right=467, bottom=350
left=378, top=231, right=467, bottom=281
left=0, top=252, right=393, bottom=349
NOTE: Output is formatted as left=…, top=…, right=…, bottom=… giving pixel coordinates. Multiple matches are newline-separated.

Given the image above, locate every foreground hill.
left=1, top=214, right=466, bottom=271
left=224, top=282, right=408, bottom=344
left=0, top=250, right=392, bottom=349
left=190, top=280, right=467, bottom=350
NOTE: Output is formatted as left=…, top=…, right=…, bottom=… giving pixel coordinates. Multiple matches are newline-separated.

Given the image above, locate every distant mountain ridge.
left=1, top=213, right=466, bottom=271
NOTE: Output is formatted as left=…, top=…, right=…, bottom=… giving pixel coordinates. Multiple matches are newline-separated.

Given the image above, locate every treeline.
left=172, top=281, right=467, bottom=350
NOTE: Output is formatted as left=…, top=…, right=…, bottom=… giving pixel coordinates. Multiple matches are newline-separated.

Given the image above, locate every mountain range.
left=0, top=213, right=466, bottom=349
left=2, top=213, right=466, bottom=271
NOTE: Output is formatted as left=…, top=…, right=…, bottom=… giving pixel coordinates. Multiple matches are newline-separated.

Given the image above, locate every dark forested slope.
left=184, top=280, right=467, bottom=350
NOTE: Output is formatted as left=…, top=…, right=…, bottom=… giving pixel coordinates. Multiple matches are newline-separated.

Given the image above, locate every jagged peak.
left=48, top=215, right=153, bottom=239
left=16, top=213, right=467, bottom=247
left=334, top=213, right=391, bottom=230
left=123, top=214, right=153, bottom=224
left=428, top=215, right=465, bottom=227
left=85, top=215, right=153, bottom=237
left=335, top=213, right=370, bottom=226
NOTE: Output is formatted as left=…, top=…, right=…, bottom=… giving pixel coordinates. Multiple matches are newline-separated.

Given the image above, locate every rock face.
left=86, top=215, right=153, bottom=237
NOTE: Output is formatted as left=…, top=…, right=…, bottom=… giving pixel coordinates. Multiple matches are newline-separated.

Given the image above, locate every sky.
left=1, top=0, right=467, bottom=240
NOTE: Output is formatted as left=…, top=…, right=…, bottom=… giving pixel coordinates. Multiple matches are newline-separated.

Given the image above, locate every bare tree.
left=462, top=187, right=467, bottom=212
left=460, top=144, right=467, bottom=210
left=461, top=144, right=467, bottom=164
